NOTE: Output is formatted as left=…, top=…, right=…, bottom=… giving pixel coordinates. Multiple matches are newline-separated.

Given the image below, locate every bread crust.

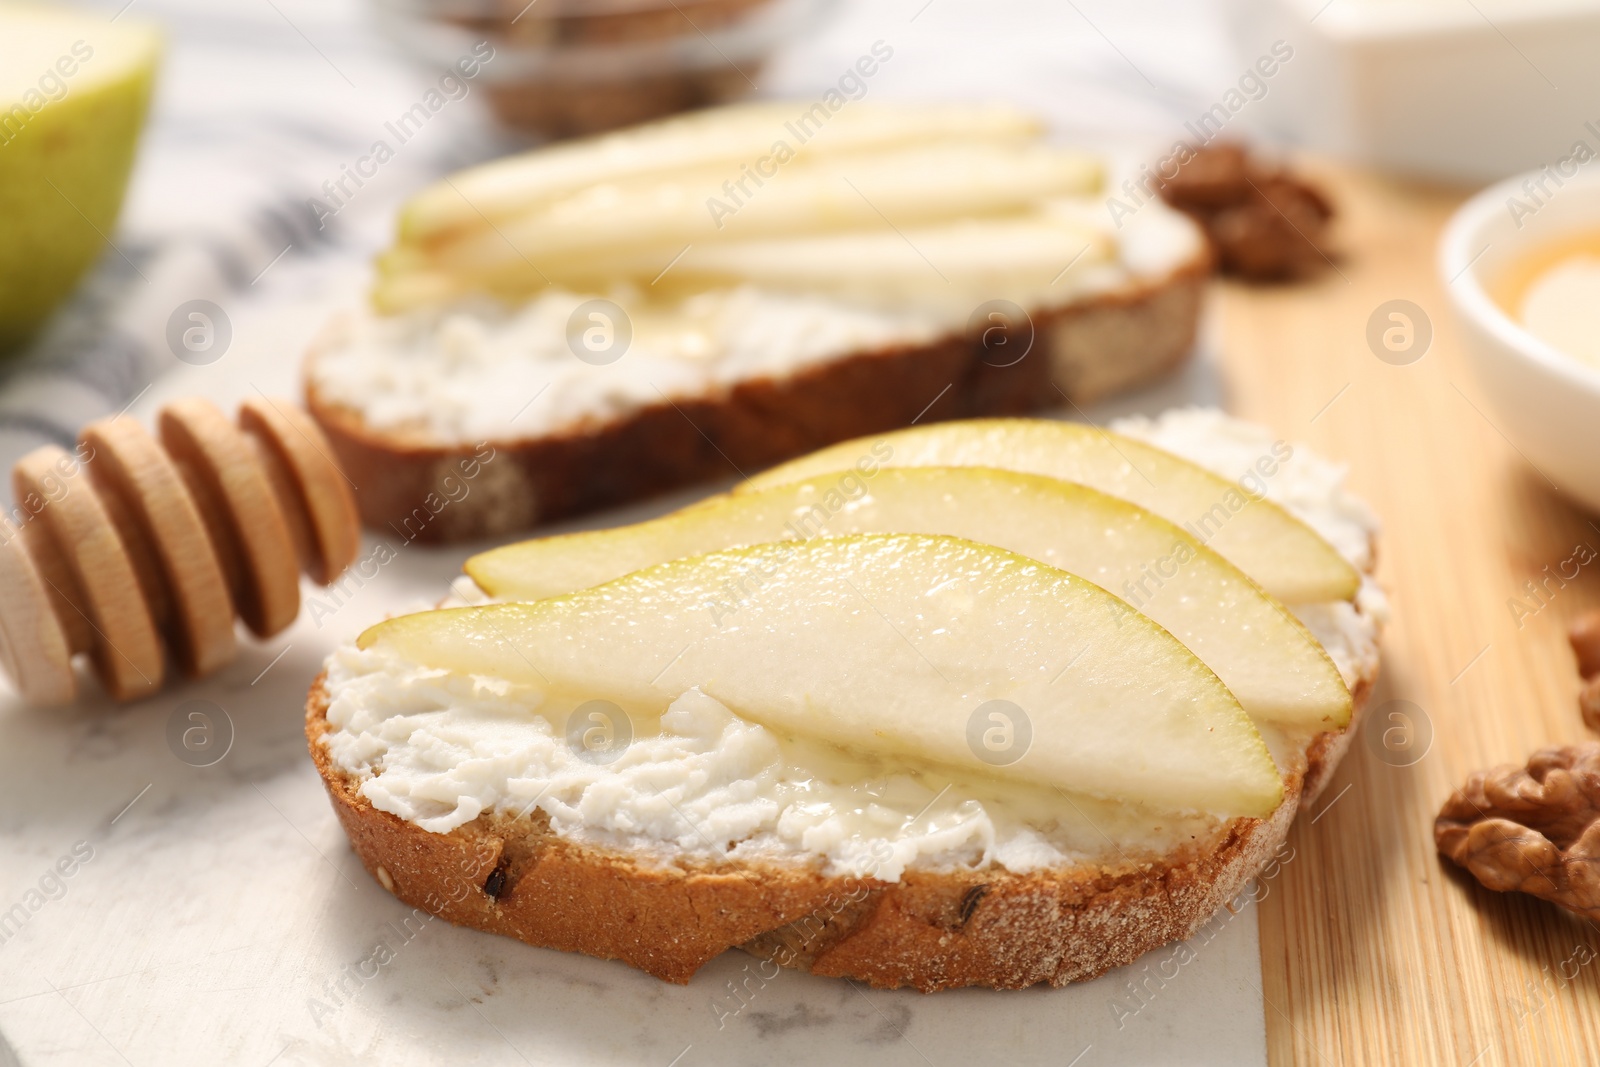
left=304, top=257, right=1209, bottom=545
left=307, top=664, right=1372, bottom=991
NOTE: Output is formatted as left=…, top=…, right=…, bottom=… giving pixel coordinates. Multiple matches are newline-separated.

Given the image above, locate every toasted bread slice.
left=302, top=99, right=1210, bottom=544
left=305, top=251, right=1208, bottom=545
left=304, top=410, right=1383, bottom=991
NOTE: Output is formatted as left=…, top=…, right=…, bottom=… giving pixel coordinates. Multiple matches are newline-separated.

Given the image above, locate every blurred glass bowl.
left=371, top=0, right=839, bottom=139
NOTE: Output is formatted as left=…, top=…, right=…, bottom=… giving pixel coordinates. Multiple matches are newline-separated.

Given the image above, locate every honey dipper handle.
left=0, top=397, right=360, bottom=706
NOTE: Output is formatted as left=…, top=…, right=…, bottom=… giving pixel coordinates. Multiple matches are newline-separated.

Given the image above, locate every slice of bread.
left=305, top=665, right=1371, bottom=991
left=305, top=253, right=1208, bottom=545
left=302, top=101, right=1210, bottom=544
left=303, top=407, right=1383, bottom=991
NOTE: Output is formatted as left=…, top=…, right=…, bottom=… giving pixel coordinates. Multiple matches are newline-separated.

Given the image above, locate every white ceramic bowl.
left=1225, top=0, right=1600, bottom=182
left=1440, top=167, right=1600, bottom=512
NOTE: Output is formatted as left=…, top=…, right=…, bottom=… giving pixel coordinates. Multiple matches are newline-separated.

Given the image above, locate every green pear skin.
left=0, top=25, right=159, bottom=353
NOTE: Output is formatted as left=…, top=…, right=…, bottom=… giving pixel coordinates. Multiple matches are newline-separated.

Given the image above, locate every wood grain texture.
left=1232, top=164, right=1600, bottom=1066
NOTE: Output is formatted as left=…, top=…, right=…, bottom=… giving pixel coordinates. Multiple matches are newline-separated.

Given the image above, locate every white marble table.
left=0, top=283, right=1270, bottom=1066
left=0, top=0, right=1279, bottom=1062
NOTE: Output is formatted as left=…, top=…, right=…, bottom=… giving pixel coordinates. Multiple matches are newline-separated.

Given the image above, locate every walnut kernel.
left=1435, top=744, right=1600, bottom=920
left=1157, top=143, right=1335, bottom=283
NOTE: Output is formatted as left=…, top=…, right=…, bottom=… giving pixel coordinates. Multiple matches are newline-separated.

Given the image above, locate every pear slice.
left=411, top=144, right=1102, bottom=284
left=739, top=420, right=1359, bottom=605
left=367, top=534, right=1283, bottom=817
left=467, top=468, right=1350, bottom=728
left=380, top=214, right=1112, bottom=310
left=399, top=102, right=1047, bottom=246
left=647, top=216, right=1112, bottom=303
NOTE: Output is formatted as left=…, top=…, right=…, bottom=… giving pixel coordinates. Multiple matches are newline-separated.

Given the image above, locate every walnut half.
left=1156, top=143, right=1335, bottom=282
left=1435, top=744, right=1600, bottom=920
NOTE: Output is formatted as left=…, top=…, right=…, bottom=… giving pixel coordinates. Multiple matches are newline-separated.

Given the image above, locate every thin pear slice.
left=367, top=534, right=1283, bottom=817
left=403, top=212, right=1113, bottom=303
left=467, top=468, right=1350, bottom=728
left=651, top=217, right=1112, bottom=303
left=415, top=144, right=1102, bottom=282
left=399, top=102, right=1046, bottom=245
left=739, top=420, right=1359, bottom=604
left=377, top=214, right=1113, bottom=311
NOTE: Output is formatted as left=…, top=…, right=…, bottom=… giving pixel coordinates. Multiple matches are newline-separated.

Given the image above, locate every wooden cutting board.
left=1226, top=164, right=1600, bottom=1066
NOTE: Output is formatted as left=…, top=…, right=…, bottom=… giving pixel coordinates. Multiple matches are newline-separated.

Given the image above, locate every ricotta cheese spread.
left=318, top=409, right=1383, bottom=881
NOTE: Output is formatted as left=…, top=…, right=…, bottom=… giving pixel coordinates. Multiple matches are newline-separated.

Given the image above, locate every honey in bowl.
left=1493, top=229, right=1600, bottom=370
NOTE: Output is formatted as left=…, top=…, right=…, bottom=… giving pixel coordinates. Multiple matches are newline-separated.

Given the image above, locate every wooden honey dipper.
left=0, top=397, right=360, bottom=706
